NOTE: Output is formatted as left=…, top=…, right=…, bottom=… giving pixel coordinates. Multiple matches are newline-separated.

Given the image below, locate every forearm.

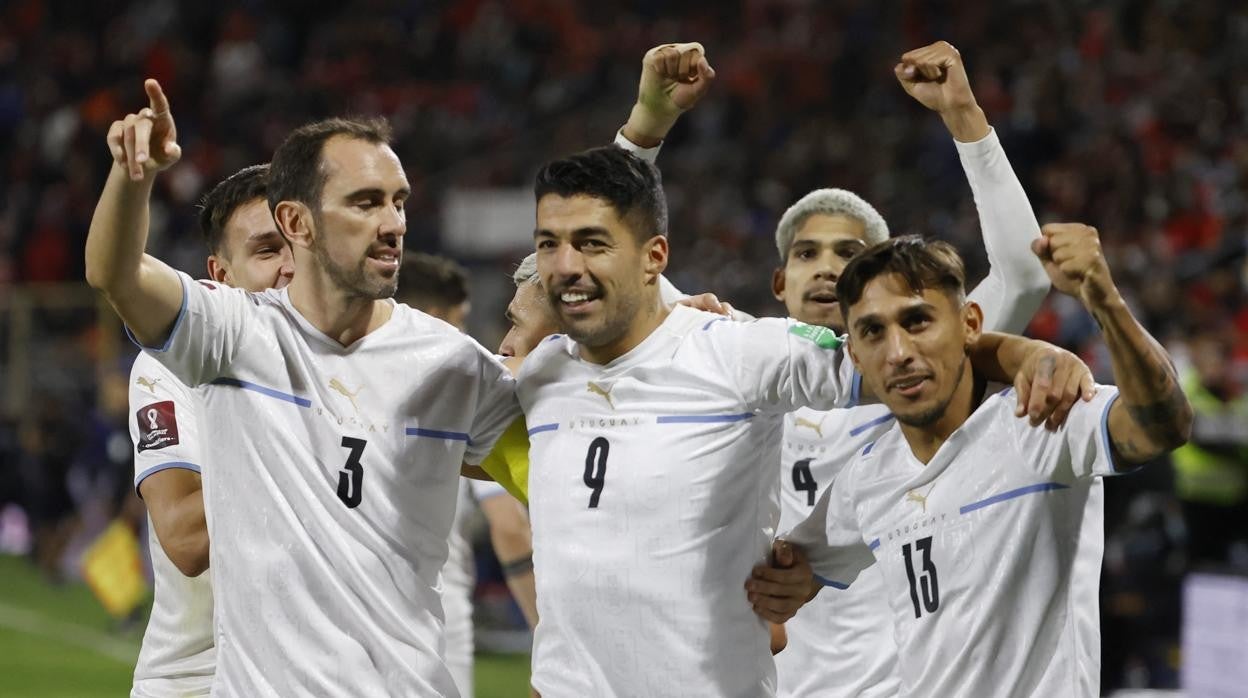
left=967, top=331, right=1029, bottom=382
left=151, top=489, right=209, bottom=577
left=502, top=565, right=539, bottom=629
left=958, top=127, right=1050, bottom=333
left=85, top=164, right=155, bottom=293
left=85, top=164, right=184, bottom=346
left=1093, top=296, right=1192, bottom=459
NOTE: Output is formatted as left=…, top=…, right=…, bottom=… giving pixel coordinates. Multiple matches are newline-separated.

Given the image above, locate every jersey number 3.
left=583, top=437, right=609, bottom=508
left=338, top=436, right=367, bottom=508
left=902, top=536, right=939, bottom=618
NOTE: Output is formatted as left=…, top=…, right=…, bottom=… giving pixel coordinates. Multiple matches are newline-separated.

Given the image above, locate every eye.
left=861, top=324, right=882, bottom=339
left=838, top=248, right=857, bottom=260
left=537, top=239, right=557, bottom=250
left=796, top=248, right=816, bottom=260
left=905, top=316, right=932, bottom=333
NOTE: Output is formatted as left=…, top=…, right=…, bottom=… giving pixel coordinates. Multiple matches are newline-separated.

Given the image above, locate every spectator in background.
left=397, top=251, right=471, bottom=331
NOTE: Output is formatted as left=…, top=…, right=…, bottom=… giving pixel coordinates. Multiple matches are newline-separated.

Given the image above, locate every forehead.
left=536, top=194, right=625, bottom=234
left=221, top=197, right=278, bottom=249
left=847, top=273, right=957, bottom=322
left=793, top=213, right=868, bottom=245
left=509, top=282, right=547, bottom=316
left=320, top=136, right=406, bottom=193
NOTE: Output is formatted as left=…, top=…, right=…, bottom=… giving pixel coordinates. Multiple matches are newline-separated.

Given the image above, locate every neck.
left=581, top=294, right=670, bottom=365
left=898, top=359, right=983, bottom=464
left=287, top=268, right=392, bottom=346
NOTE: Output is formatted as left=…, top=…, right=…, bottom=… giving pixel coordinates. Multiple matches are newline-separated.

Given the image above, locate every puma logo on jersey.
left=135, top=376, right=162, bottom=394
left=586, top=382, right=615, bottom=409
left=329, top=378, right=362, bottom=413
left=793, top=415, right=827, bottom=438
left=905, top=490, right=928, bottom=512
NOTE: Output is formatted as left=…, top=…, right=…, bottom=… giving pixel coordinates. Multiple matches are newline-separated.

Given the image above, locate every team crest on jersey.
left=586, top=381, right=616, bottom=409
left=135, top=376, right=162, bottom=395
left=136, top=401, right=180, bottom=452
left=789, top=323, right=843, bottom=350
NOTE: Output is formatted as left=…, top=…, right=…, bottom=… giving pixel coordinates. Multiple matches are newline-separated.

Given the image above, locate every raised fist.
left=1031, top=223, right=1119, bottom=309
left=624, top=43, right=716, bottom=146
left=894, top=41, right=977, bottom=115
left=106, top=79, right=181, bottom=182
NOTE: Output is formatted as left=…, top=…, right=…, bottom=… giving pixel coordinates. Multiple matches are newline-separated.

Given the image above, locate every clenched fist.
left=1031, top=223, right=1120, bottom=310
left=107, top=79, right=181, bottom=182
left=895, top=41, right=988, bottom=142
left=623, top=43, right=716, bottom=147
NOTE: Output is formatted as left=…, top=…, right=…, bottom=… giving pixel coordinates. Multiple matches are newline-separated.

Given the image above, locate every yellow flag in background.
left=81, top=519, right=150, bottom=618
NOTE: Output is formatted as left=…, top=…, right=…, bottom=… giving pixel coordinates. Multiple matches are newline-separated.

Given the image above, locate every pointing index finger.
left=145, top=79, right=171, bottom=117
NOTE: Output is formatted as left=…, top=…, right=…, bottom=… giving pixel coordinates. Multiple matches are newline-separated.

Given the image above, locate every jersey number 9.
left=584, top=437, right=609, bottom=508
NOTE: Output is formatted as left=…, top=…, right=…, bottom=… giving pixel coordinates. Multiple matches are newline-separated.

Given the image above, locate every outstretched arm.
left=84, top=79, right=185, bottom=347
left=896, top=41, right=1049, bottom=333
left=1033, top=223, right=1192, bottom=463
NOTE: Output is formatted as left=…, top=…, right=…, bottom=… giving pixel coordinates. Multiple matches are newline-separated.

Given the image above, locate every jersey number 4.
left=338, top=436, right=367, bottom=508
left=583, top=437, right=609, bottom=508
left=792, top=458, right=818, bottom=506
left=902, top=536, right=939, bottom=618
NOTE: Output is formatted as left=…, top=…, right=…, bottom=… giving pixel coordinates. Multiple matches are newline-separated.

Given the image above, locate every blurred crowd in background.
left=0, top=0, right=1246, bottom=692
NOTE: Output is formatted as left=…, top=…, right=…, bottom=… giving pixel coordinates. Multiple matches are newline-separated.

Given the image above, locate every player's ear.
left=642, top=234, right=669, bottom=281
left=771, top=267, right=786, bottom=302
left=275, top=200, right=314, bottom=251
left=206, top=255, right=230, bottom=284
left=962, top=298, right=984, bottom=348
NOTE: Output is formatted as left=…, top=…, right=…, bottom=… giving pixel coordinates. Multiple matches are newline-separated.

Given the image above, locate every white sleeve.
left=129, top=271, right=251, bottom=387
left=957, top=129, right=1051, bottom=334
left=1011, top=385, right=1122, bottom=480
left=463, top=350, right=523, bottom=466
left=782, top=471, right=875, bottom=589
left=129, top=353, right=202, bottom=496
left=715, top=318, right=855, bottom=414
left=613, top=128, right=662, bottom=164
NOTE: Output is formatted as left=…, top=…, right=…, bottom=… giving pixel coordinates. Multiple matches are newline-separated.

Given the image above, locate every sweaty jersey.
left=129, top=353, right=215, bottom=698
left=137, top=272, right=520, bottom=697
left=775, top=127, right=1049, bottom=698
left=786, top=386, right=1120, bottom=697
left=517, top=305, right=854, bottom=697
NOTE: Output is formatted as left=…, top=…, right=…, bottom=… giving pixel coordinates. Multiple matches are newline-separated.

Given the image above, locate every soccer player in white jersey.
left=128, top=164, right=292, bottom=697
left=517, top=137, right=1088, bottom=695
left=769, top=41, right=1051, bottom=698
left=87, top=81, right=520, bottom=696
left=785, top=231, right=1192, bottom=696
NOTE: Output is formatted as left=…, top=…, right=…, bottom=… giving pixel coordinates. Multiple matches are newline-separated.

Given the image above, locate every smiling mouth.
left=368, top=250, right=399, bottom=271
left=557, top=289, right=602, bottom=311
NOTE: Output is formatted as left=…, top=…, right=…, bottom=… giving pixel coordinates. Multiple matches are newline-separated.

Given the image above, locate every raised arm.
left=84, top=79, right=185, bottom=347
left=618, top=42, right=715, bottom=153
left=896, top=41, right=1049, bottom=333
left=1033, top=223, right=1192, bottom=463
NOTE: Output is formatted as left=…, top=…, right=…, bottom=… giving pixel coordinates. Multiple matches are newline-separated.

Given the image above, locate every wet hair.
left=774, top=188, right=889, bottom=261
left=198, top=164, right=270, bottom=256
left=396, top=252, right=469, bottom=310
left=836, top=236, right=966, bottom=323
left=534, top=146, right=667, bottom=240
left=267, top=116, right=394, bottom=214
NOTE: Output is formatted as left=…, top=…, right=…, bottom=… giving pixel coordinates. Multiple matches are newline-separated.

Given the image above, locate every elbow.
left=1166, top=398, right=1195, bottom=452
left=84, top=262, right=110, bottom=293
left=167, top=535, right=210, bottom=577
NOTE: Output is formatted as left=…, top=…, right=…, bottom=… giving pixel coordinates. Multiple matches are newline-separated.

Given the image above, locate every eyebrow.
left=852, top=300, right=938, bottom=333
left=245, top=230, right=284, bottom=245
left=533, top=225, right=612, bottom=240
left=342, top=186, right=411, bottom=201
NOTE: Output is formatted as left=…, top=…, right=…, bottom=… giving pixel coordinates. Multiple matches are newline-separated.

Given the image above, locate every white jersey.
left=776, top=126, right=1048, bottom=698
left=786, top=386, right=1120, bottom=697
left=442, top=478, right=510, bottom=697
left=517, top=305, right=854, bottom=697
left=138, top=272, right=520, bottom=697
left=128, top=353, right=215, bottom=698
